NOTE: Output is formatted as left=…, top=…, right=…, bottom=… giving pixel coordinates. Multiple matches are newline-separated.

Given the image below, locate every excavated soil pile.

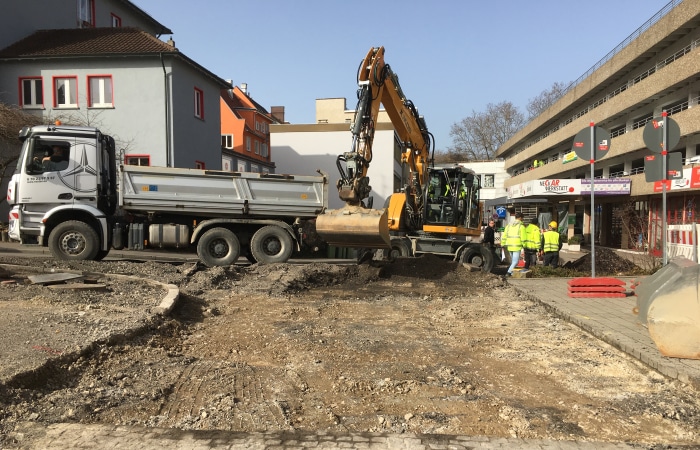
left=566, top=247, right=644, bottom=275
left=1, top=253, right=700, bottom=447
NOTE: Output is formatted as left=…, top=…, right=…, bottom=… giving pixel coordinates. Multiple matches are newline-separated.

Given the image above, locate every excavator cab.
left=423, top=166, right=481, bottom=232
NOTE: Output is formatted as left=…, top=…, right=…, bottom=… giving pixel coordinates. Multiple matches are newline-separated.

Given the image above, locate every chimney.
left=271, top=106, right=285, bottom=124
left=166, top=37, right=175, bottom=47
left=240, top=82, right=248, bottom=95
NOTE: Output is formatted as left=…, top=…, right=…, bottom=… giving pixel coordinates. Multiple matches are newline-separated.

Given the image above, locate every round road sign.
left=571, top=126, right=611, bottom=161
left=643, top=116, right=680, bottom=154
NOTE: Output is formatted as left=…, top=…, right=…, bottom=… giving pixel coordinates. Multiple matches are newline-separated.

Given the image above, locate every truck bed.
left=119, top=166, right=327, bottom=218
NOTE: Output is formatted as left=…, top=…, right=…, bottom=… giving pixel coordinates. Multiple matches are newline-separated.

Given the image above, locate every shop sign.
left=581, top=178, right=631, bottom=195
left=533, top=179, right=579, bottom=195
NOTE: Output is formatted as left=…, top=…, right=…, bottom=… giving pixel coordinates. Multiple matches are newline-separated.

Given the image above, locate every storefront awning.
left=484, top=196, right=549, bottom=208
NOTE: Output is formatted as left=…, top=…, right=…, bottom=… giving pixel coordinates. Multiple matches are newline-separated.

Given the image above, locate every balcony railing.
left=505, top=0, right=692, bottom=162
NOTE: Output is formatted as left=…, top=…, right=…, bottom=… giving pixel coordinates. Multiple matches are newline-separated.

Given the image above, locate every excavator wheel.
left=460, top=245, right=495, bottom=273
left=388, top=237, right=412, bottom=260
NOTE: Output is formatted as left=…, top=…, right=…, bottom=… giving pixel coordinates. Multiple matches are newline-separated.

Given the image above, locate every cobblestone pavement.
left=11, top=422, right=652, bottom=449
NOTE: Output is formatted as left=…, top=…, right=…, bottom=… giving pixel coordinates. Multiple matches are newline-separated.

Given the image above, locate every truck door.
left=23, top=135, right=98, bottom=208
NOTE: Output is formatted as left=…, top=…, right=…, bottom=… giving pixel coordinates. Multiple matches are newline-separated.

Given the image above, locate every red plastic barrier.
left=567, top=292, right=628, bottom=298
left=567, top=277, right=625, bottom=287
left=568, top=286, right=626, bottom=293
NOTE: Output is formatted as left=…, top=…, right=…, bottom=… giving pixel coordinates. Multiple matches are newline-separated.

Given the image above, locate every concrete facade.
left=495, top=0, right=700, bottom=249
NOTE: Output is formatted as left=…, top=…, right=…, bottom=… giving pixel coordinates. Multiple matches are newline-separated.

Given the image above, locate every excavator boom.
left=316, top=46, right=432, bottom=249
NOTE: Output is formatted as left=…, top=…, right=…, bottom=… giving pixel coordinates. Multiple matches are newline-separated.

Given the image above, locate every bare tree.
left=445, top=101, right=525, bottom=161
left=616, top=200, right=660, bottom=272
left=0, top=102, right=43, bottom=203
left=526, top=81, right=569, bottom=120
left=45, top=107, right=136, bottom=161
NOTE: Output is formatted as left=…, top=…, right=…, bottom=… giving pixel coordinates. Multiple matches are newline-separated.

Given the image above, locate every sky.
left=137, top=0, right=671, bottom=152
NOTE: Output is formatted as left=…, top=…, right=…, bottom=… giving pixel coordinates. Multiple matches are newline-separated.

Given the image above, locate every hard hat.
left=549, top=221, right=557, bottom=228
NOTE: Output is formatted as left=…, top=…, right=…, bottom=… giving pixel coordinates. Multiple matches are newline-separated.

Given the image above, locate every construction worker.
left=502, top=212, right=527, bottom=277
left=522, top=217, right=541, bottom=270
left=541, top=221, right=563, bottom=267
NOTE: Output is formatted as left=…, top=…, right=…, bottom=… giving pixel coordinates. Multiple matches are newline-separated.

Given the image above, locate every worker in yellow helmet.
left=541, top=221, right=563, bottom=267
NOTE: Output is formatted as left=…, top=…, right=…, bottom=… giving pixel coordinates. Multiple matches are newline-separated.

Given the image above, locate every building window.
left=54, top=76, right=78, bottom=108
left=251, top=164, right=259, bottom=173
left=20, top=77, right=43, bottom=108
left=261, top=143, right=268, bottom=158
left=245, top=136, right=251, bottom=152
left=77, top=0, right=94, bottom=27
left=254, top=141, right=260, bottom=155
left=483, top=174, right=495, bottom=188
left=221, top=134, right=233, bottom=149
left=125, top=155, right=150, bottom=166
left=87, top=75, right=113, bottom=107
left=110, top=13, right=121, bottom=27
left=194, top=87, right=204, bottom=119
left=237, top=160, right=246, bottom=172
left=195, top=160, right=205, bottom=169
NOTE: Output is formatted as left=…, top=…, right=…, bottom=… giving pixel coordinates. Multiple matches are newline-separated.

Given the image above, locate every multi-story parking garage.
left=496, top=0, right=699, bottom=254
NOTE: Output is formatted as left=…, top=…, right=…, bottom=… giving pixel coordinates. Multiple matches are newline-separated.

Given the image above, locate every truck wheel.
left=94, top=249, right=111, bottom=261
left=197, top=228, right=240, bottom=267
left=245, top=250, right=257, bottom=264
left=250, top=225, right=293, bottom=264
left=48, top=220, right=99, bottom=261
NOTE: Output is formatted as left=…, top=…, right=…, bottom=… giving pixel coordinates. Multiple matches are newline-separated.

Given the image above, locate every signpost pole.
left=662, top=111, right=668, bottom=266
left=589, top=122, right=596, bottom=278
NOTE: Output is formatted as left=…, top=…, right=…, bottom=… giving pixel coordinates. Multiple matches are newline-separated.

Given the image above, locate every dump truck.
left=7, top=124, right=328, bottom=266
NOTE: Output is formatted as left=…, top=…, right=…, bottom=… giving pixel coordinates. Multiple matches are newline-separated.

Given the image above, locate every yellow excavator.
left=316, top=46, right=495, bottom=271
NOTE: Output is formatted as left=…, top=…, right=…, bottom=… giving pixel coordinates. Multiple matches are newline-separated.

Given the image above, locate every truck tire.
left=197, top=227, right=241, bottom=267
left=48, top=220, right=99, bottom=261
left=94, top=249, right=111, bottom=261
left=250, top=225, right=293, bottom=264
left=460, top=245, right=495, bottom=273
left=245, top=251, right=257, bottom=264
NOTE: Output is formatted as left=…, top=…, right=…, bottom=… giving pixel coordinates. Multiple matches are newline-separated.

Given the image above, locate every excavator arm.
left=318, top=46, right=433, bottom=248
left=336, top=46, right=432, bottom=207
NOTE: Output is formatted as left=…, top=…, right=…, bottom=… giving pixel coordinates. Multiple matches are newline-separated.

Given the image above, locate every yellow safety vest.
left=504, top=222, right=524, bottom=251
left=543, top=230, right=560, bottom=253
left=523, top=224, right=541, bottom=250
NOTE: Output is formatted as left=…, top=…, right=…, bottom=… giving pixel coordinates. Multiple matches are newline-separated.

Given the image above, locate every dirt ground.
left=1, top=253, right=699, bottom=447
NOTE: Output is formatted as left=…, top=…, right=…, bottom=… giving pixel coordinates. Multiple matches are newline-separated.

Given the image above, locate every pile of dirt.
left=566, top=247, right=645, bottom=276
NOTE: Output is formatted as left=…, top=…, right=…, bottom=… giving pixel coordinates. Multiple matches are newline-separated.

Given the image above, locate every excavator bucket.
left=316, top=205, right=390, bottom=249
left=636, top=256, right=700, bottom=359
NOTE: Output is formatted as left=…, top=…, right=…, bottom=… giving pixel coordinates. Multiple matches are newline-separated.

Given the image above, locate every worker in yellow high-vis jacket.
left=541, top=221, right=563, bottom=267
left=523, top=217, right=541, bottom=270
left=502, top=212, right=527, bottom=277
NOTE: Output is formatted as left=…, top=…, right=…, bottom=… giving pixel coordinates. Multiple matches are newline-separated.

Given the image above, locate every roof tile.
left=0, top=27, right=177, bottom=58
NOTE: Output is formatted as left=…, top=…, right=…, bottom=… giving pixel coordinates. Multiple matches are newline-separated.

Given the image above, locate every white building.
left=271, top=98, right=402, bottom=210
